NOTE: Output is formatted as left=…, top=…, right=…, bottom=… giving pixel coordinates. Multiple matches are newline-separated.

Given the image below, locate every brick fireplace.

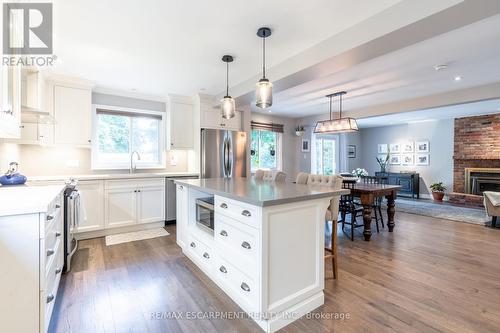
left=450, top=113, right=500, bottom=207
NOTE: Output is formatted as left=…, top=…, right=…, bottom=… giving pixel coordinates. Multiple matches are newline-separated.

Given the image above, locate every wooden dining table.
left=347, top=182, right=402, bottom=241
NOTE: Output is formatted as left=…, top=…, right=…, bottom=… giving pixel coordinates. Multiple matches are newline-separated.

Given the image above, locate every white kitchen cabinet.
left=167, top=98, right=194, bottom=149
left=105, top=187, right=137, bottom=228
left=137, top=185, right=165, bottom=224
left=200, top=106, right=242, bottom=131
left=15, top=122, right=53, bottom=145
left=76, top=180, right=104, bottom=232
left=0, top=66, right=22, bottom=139
left=104, top=178, right=165, bottom=229
left=175, top=183, right=188, bottom=248
left=53, top=85, right=92, bottom=146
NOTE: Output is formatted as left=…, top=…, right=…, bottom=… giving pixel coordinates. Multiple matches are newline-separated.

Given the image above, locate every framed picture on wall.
left=390, top=143, right=401, bottom=153
left=301, top=139, right=310, bottom=152
left=389, top=154, right=401, bottom=165
left=348, top=145, right=356, bottom=158
left=402, top=142, right=414, bottom=153
left=402, top=153, right=414, bottom=165
left=378, top=144, right=388, bottom=154
left=416, top=154, right=430, bottom=165
left=416, top=141, right=430, bottom=153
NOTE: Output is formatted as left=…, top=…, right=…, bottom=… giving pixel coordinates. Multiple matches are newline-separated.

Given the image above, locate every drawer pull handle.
left=47, top=249, right=55, bottom=257
left=241, top=282, right=250, bottom=292
left=190, top=242, right=196, bottom=248
left=220, top=203, right=228, bottom=209
left=241, top=241, right=251, bottom=250
left=220, top=230, right=228, bottom=237
left=46, top=294, right=55, bottom=303
left=179, top=185, right=183, bottom=190
left=46, top=215, right=54, bottom=221
left=241, top=210, right=251, bottom=217
left=55, top=232, right=61, bottom=237
left=55, top=204, right=61, bottom=209
left=219, top=266, right=227, bottom=273
left=203, top=252, right=210, bottom=259
left=55, top=268, right=62, bottom=274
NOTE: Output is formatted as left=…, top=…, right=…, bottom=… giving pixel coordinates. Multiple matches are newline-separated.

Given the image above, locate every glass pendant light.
left=255, top=27, right=273, bottom=109
left=314, top=91, right=359, bottom=134
left=221, top=55, right=236, bottom=119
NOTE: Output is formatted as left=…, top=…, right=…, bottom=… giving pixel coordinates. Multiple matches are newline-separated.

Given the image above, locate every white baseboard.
left=75, top=221, right=165, bottom=240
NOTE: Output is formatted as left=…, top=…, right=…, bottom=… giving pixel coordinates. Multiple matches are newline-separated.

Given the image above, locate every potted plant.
left=294, top=125, right=305, bottom=136
left=376, top=152, right=390, bottom=173
left=430, top=182, right=446, bottom=201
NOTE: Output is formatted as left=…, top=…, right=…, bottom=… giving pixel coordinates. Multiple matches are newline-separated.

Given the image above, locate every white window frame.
left=311, top=134, right=339, bottom=175
left=250, top=129, right=282, bottom=172
left=91, top=104, right=166, bottom=170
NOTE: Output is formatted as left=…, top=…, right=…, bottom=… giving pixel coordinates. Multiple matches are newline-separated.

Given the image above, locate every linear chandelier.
left=314, top=91, right=359, bottom=134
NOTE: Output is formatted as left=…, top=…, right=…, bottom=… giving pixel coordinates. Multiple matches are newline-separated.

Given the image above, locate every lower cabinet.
left=76, top=180, right=104, bottom=232
left=104, top=178, right=165, bottom=229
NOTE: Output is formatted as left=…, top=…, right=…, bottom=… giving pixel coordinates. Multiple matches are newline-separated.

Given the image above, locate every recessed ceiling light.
left=454, top=76, right=462, bottom=81
left=434, top=64, right=447, bottom=71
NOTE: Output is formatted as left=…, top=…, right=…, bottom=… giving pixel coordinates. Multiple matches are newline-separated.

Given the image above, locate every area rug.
left=390, top=198, right=489, bottom=225
left=105, top=228, right=170, bottom=246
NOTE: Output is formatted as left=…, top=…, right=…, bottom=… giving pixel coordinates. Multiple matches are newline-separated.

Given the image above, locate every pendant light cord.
left=339, top=93, right=342, bottom=119
left=262, top=36, right=266, bottom=79
left=226, top=61, right=229, bottom=96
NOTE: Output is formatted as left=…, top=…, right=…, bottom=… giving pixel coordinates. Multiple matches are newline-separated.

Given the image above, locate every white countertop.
left=25, top=171, right=199, bottom=182
left=0, top=184, right=66, bottom=217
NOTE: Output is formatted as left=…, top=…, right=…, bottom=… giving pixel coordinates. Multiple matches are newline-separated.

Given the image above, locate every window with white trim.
left=250, top=129, right=282, bottom=171
left=91, top=106, right=165, bottom=170
left=312, top=136, right=337, bottom=175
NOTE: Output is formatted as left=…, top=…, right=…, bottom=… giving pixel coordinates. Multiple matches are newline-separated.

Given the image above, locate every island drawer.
left=214, top=213, right=259, bottom=270
left=187, top=235, right=214, bottom=272
left=214, top=255, right=260, bottom=314
left=214, top=196, right=259, bottom=228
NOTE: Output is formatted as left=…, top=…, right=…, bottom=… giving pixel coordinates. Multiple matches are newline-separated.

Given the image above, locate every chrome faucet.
left=130, top=151, right=141, bottom=173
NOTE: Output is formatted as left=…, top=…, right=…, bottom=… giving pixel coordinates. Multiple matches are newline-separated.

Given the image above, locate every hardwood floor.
left=50, top=212, right=500, bottom=333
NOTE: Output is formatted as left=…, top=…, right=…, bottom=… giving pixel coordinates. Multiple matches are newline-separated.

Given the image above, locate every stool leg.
left=332, top=220, right=338, bottom=279
left=493, top=216, right=497, bottom=228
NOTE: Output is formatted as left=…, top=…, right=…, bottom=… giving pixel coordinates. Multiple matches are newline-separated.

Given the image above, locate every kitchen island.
left=174, top=177, right=348, bottom=333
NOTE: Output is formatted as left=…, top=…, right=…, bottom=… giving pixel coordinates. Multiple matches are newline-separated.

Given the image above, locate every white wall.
left=360, top=119, right=454, bottom=196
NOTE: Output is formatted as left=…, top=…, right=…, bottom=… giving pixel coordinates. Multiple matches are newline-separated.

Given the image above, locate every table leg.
left=361, top=193, right=373, bottom=241
left=386, top=192, right=396, bottom=232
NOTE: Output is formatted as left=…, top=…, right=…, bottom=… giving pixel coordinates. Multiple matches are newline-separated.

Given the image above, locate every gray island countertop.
left=174, top=177, right=349, bottom=207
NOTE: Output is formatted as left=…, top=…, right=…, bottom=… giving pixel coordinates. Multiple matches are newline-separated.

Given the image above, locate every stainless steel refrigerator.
left=201, top=129, right=247, bottom=178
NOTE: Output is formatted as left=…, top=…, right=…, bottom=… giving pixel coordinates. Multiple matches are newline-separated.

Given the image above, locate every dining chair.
left=306, top=174, right=343, bottom=279
left=361, top=176, right=386, bottom=232
left=339, top=179, right=364, bottom=241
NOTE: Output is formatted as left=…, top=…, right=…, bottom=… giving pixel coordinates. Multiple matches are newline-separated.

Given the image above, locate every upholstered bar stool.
left=306, top=174, right=343, bottom=279
left=253, top=169, right=286, bottom=182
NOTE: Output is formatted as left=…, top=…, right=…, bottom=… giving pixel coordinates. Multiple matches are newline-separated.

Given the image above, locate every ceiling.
left=50, top=0, right=403, bottom=96
left=258, top=12, right=500, bottom=117
left=357, top=98, right=500, bottom=128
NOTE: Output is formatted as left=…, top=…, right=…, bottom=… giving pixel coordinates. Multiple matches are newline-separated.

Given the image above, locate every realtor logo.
left=3, top=3, right=53, bottom=55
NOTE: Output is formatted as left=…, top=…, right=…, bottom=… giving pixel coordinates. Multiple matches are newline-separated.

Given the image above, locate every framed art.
left=389, top=143, right=401, bottom=153
left=402, top=153, right=414, bottom=165
left=389, top=154, right=401, bottom=165
left=416, top=154, right=430, bottom=165
left=402, top=142, right=414, bottom=153
left=416, top=141, right=430, bottom=153
left=378, top=144, right=388, bottom=154
left=348, top=145, right=356, bottom=158
left=301, top=139, right=310, bottom=152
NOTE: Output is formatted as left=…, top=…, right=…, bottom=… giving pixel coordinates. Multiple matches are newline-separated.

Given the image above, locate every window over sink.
left=91, top=105, right=165, bottom=170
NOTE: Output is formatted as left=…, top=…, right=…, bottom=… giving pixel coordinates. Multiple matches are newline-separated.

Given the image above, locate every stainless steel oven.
left=195, top=197, right=214, bottom=232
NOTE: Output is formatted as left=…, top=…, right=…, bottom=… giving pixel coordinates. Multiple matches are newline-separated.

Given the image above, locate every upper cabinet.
left=200, top=104, right=242, bottom=131
left=49, top=79, right=93, bottom=147
left=167, top=95, right=195, bottom=150
left=0, top=66, right=22, bottom=139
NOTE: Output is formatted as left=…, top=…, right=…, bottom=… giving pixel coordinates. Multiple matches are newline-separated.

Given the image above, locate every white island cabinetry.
left=0, top=185, right=65, bottom=333
left=175, top=178, right=346, bottom=333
